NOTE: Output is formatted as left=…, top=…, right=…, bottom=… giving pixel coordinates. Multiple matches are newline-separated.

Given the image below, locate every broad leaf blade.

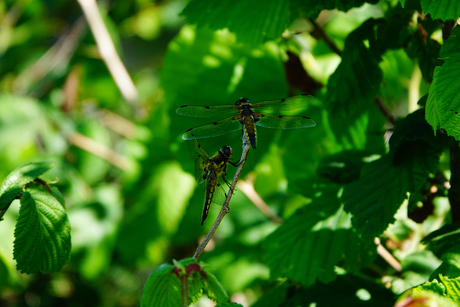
left=343, top=110, right=445, bottom=240
left=325, top=19, right=383, bottom=116
left=421, top=0, right=460, bottom=21
left=426, top=26, right=460, bottom=139
left=141, top=264, right=181, bottom=307
left=181, top=0, right=290, bottom=45
left=264, top=186, right=375, bottom=287
left=14, top=188, right=71, bottom=274
left=0, top=162, right=54, bottom=210
left=202, top=267, right=228, bottom=304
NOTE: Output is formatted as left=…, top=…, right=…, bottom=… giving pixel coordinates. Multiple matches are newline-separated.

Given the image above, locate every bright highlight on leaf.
left=426, top=26, right=460, bottom=140
left=14, top=188, right=71, bottom=274
left=421, top=0, right=460, bottom=21
left=0, top=162, right=54, bottom=210
left=264, top=185, right=375, bottom=287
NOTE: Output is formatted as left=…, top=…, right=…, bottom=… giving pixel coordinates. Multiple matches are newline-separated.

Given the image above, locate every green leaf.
left=141, top=264, right=181, bottom=307
left=426, top=26, right=460, bottom=139
left=420, top=0, right=460, bottom=21
left=405, top=34, right=442, bottom=81
left=283, top=274, right=394, bottom=306
left=430, top=244, right=460, bottom=279
left=215, top=303, right=243, bottom=307
left=14, top=188, right=71, bottom=274
left=264, top=185, right=375, bottom=287
left=343, top=110, right=445, bottom=240
left=202, top=266, right=228, bottom=304
left=325, top=19, right=383, bottom=116
left=181, top=0, right=290, bottom=45
left=251, top=283, right=288, bottom=307
left=0, top=162, right=54, bottom=210
left=292, top=0, right=380, bottom=19
left=440, top=275, right=460, bottom=302
left=403, top=275, right=460, bottom=307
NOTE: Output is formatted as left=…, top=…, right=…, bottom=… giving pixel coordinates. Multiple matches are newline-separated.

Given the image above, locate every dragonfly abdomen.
left=202, top=172, right=217, bottom=225
left=241, top=115, right=257, bottom=149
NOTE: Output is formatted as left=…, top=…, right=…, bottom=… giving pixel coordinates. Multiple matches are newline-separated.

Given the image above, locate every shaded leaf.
left=430, top=244, right=460, bottom=279
left=251, top=282, right=288, bottom=307
left=0, top=162, right=54, bottom=210
left=343, top=110, right=445, bottom=240
left=282, top=274, right=394, bottom=306
left=421, top=0, right=460, bottom=21
left=14, top=188, right=71, bottom=274
left=405, top=33, right=442, bottom=81
left=325, top=19, right=383, bottom=115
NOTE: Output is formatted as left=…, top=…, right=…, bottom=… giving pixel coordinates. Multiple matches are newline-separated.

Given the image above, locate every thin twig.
left=308, top=17, right=342, bottom=56
left=374, top=97, right=397, bottom=126
left=13, top=17, right=86, bottom=95
left=67, top=132, right=132, bottom=170
left=193, top=135, right=252, bottom=259
left=77, top=0, right=139, bottom=107
left=374, top=237, right=402, bottom=272
left=237, top=176, right=283, bottom=224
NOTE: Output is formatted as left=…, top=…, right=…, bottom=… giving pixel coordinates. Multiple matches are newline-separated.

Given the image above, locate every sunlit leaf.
left=420, top=0, right=460, bottom=21
left=14, top=188, right=71, bottom=274
left=264, top=185, right=375, bottom=287
left=426, top=26, right=460, bottom=139
left=292, top=0, right=380, bottom=18
left=182, top=0, right=290, bottom=45
left=0, top=162, right=54, bottom=210
left=141, top=264, right=181, bottom=307
left=343, top=110, right=445, bottom=240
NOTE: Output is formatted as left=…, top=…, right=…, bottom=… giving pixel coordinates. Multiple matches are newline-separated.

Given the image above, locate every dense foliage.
left=1, top=0, right=460, bottom=306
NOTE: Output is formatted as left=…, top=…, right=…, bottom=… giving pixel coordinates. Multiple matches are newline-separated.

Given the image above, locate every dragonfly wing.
left=176, top=104, right=238, bottom=118
left=255, top=113, right=316, bottom=129
left=182, top=116, right=242, bottom=140
left=251, top=94, right=315, bottom=112
left=187, top=139, right=209, bottom=183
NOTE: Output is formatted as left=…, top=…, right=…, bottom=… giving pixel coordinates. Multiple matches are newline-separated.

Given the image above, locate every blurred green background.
left=0, top=0, right=435, bottom=306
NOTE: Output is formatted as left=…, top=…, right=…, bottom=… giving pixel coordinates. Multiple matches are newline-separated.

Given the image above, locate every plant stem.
left=193, top=135, right=251, bottom=259
left=308, top=17, right=342, bottom=56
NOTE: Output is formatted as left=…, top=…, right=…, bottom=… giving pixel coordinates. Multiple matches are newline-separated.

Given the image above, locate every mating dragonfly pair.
left=177, top=94, right=316, bottom=225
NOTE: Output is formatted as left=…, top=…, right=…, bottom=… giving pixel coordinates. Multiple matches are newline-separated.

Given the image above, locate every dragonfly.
left=176, top=94, right=316, bottom=149
left=187, top=137, right=238, bottom=225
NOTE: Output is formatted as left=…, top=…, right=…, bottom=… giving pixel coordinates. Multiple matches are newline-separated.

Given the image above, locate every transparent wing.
left=182, top=116, right=242, bottom=140
left=255, top=113, right=316, bottom=129
left=186, top=139, right=209, bottom=183
left=210, top=182, right=227, bottom=206
left=176, top=104, right=239, bottom=118
left=251, top=94, right=315, bottom=113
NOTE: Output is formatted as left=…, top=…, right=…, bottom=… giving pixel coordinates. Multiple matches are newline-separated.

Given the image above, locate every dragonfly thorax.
left=236, top=97, right=250, bottom=106
left=218, top=146, right=233, bottom=159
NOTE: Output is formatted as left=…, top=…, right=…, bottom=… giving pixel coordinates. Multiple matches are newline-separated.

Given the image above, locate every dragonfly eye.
left=221, top=146, right=233, bottom=157
left=236, top=97, right=249, bottom=106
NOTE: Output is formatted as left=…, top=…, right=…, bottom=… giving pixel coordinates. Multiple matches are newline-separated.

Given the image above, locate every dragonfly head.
left=220, top=145, right=233, bottom=158
left=236, top=97, right=250, bottom=106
